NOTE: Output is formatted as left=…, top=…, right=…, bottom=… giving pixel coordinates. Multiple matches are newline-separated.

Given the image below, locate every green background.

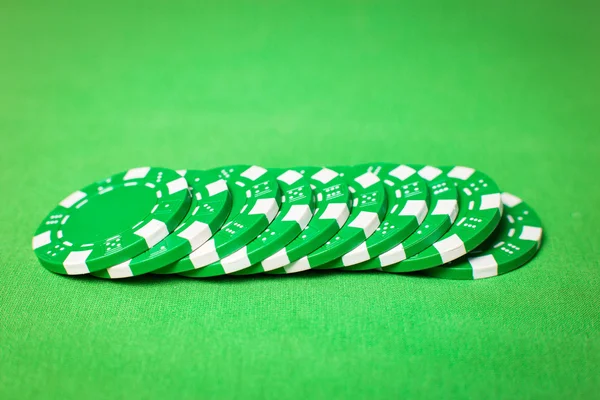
left=1, top=1, right=599, bottom=399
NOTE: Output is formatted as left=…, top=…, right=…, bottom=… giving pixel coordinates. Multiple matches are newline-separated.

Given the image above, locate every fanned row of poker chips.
left=32, top=164, right=543, bottom=280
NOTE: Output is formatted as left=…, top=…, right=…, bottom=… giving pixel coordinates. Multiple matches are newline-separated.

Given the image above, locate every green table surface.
left=1, top=1, right=599, bottom=399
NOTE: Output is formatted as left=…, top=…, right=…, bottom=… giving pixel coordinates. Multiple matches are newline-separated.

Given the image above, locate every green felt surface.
left=1, top=1, right=599, bottom=399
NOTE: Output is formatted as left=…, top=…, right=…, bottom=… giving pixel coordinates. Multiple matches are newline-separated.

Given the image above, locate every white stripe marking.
left=63, top=250, right=92, bottom=275
left=167, top=177, right=188, bottom=195
left=124, top=167, right=150, bottom=180
left=311, top=168, right=338, bottom=184
left=348, top=211, right=380, bottom=238
left=106, top=259, right=133, bottom=279
left=206, top=179, right=228, bottom=196
left=433, top=234, right=466, bottom=263
left=32, top=231, right=52, bottom=249
left=261, top=248, right=290, bottom=271
left=277, top=170, right=303, bottom=185
left=447, top=166, right=475, bottom=180
left=177, top=221, right=212, bottom=250
left=60, top=191, right=87, bottom=209
left=418, top=166, right=442, bottom=181
left=379, top=243, right=406, bottom=266
left=319, top=203, right=350, bottom=228
left=501, top=193, right=522, bottom=208
left=399, top=200, right=428, bottom=225
left=468, top=254, right=498, bottom=279
left=389, top=165, right=417, bottom=181
left=75, top=199, right=88, bottom=208
left=354, top=172, right=380, bottom=189
left=249, top=198, right=279, bottom=222
left=241, top=166, right=268, bottom=181
left=221, top=247, right=252, bottom=273
left=134, top=219, right=168, bottom=248
left=189, top=239, right=219, bottom=268
left=520, top=226, right=542, bottom=242
left=480, top=193, right=502, bottom=210
left=342, top=242, right=370, bottom=266
left=282, top=204, right=313, bottom=229
left=284, top=256, right=311, bottom=273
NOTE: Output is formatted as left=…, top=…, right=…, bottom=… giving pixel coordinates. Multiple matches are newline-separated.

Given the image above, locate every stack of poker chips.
left=32, top=165, right=543, bottom=280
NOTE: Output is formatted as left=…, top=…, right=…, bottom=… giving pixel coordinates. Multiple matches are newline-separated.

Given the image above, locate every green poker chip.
left=91, top=170, right=232, bottom=279
left=155, top=165, right=281, bottom=275
left=390, top=166, right=502, bottom=272
left=349, top=165, right=459, bottom=271
left=264, top=167, right=352, bottom=275
left=422, top=192, right=542, bottom=280
left=32, top=167, right=192, bottom=275
left=182, top=169, right=316, bottom=278
left=322, top=163, right=430, bottom=270
left=289, top=166, right=388, bottom=272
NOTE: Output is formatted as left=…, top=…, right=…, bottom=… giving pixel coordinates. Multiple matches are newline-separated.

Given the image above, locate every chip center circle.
left=62, top=185, right=157, bottom=243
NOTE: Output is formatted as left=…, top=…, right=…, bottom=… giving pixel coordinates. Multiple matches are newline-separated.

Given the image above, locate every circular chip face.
left=388, top=166, right=502, bottom=272
left=263, top=167, right=352, bottom=275
left=351, top=165, right=460, bottom=272
left=91, top=170, right=232, bottom=279
left=181, top=169, right=315, bottom=278
left=32, top=167, right=192, bottom=275
left=321, top=163, right=430, bottom=270
left=286, top=166, right=387, bottom=272
left=154, top=165, right=281, bottom=275
left=422, top=192, right=542, bottom=280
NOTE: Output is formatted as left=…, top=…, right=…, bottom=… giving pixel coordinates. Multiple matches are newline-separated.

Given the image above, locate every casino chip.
left=321, top=164, right=430, bottom=270
left=181, top=169, right=315, bottom=278
left=32, top=167, right=191, bottom=275
left=422, top=192, right=542, bottom=280
left=261, top=167, right=352, bottom=275
left=283, top=166, right=387, bottom=272
left=154, top=165, right=281, bottom=275
left=91, top=170, right=232, bottom=279
left=387, top=166, right=502, bottom=272
left=350, top=165, right=459, bottom=271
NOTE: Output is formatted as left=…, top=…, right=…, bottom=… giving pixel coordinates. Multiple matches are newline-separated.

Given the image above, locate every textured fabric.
left=1, top=1, right=599, bottom=399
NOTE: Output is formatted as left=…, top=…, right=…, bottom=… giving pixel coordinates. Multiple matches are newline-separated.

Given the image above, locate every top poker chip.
left=32, top=167, right=192, bottom=275
left=91, top=169, right=232, bottom=279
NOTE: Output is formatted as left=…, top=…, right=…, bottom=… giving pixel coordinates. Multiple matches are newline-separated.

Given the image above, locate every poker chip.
left=421, top=192, right=542, bottom=280
left=91, top=170, right=232, bottom=279
left=154, top=165, right=281, bottom=275
left=262, top=167, right=352, bottom=275
left=181, top=169, right=315, bottom=278
left=348, top=165, right=459, bottom=271
left=388, top=166, right=503, bottom=272
left=32, top=164, right=543, bottom=281
left=322, top=163, right=430, bottom=270
left=288, top=166, right=387, bottom=272
left=32, top=167, right=191, bottom=275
